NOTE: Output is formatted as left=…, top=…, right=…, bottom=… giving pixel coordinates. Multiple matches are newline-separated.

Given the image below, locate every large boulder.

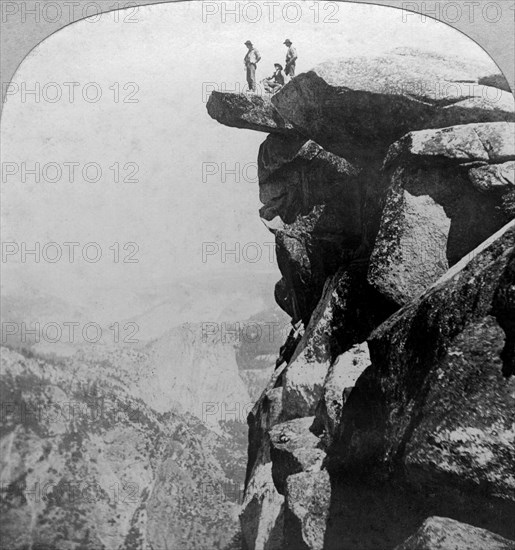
left=313, top=342, right=370, bottom=445
left=272, top=48, right=515, bottom=159
left=258, top=136, right=361, bottom=226
left=269, top=417, right=324, bottom=495
left=280, top=265, right=394, bottom=420
left=283, top=470, right=331, bottom=550
left=335, top=221, right=515, bottom=540
left=468, top=161, right=515, bottom=193
left=368, top=122, right=515, bottom=305
left=394, top=517, right=515, bottom=550
left=383, top=122, right=515, bottom=165
left=206, top=91, right=297, bottom=135
left=240, top=461, right=284, bottom=550
left=242, top=383, right=285, bottom=550
left=271, top=206, right=345, bottom=325
left=259, top=137, right=363, bottom=325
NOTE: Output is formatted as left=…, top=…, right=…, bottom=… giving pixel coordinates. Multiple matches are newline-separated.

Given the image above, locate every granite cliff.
left=207, top=48, right=515, bottom=550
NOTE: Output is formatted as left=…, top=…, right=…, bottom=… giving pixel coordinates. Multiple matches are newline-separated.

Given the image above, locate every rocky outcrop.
left=269, top=416, right=324, bottom=495
left=240, top=460, right=284, bottom=550
left=272, top=206, right=344, bottom=326
left=334, top=221, right=515, bottom=540
left=208, top=51, right=515, bottom=330
left=469, top=161, right=515, bottom=193
left=258, top=137, right=360, bottom=223
left=383, top=121, right=515, bottom=165
left=242, top=380, right=285, bottom=550
left=271, top=48, right=515, bottom=159
left=207, top=91, right=296, bottom=135
left=259, top=136, right=363, bottom=325
left=284, top=470, right=331, bottom=550
left=394, top=517, right=515, bottom=550
left=313, top=342, right=370, bottom=445
left=368, top=122, right=515, bottom=305
left=207, top=47, right=515, bottom=550
left=280, top=265, right=393, bottom=420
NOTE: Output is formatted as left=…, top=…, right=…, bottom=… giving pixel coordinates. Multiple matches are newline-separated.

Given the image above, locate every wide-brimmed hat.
left=244, top=40, right=253, bottom=45
left=274, top=63, right=283, bottom=70
left=283, top=39, right=292, bottom=45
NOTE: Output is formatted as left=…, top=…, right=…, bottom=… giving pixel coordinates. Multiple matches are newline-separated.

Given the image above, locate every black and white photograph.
left=1, top=1, right=514, bottom=548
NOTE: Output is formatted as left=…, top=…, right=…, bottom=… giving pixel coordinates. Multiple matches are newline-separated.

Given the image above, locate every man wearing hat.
left=262, top=63, right=286, bottom=94
left=244, top=40, right=261, bottom=92
left=283, top=39, right=297, bottom=78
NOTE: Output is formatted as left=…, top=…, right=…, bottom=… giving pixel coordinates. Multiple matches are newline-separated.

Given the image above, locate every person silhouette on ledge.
left=263, top=63, right=285, bottom=94
left=244, top=40, right=261, bottom=92
left=283, top=39, right=297, bottom=78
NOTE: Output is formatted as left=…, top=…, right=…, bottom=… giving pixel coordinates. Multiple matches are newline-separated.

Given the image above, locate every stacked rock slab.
left=394, top=517, right=515, bottom=550
left=271, top=48, right=515, bottom=159
left=258, top=136, right=363, bottom=325
left=206, top=47, right=515, bottom=550
left=283, top=470, right=331, bottom=550
left=313, top=342, right=370, bottom=446
left=269, top=416, right=324, bottom=495
left=368, top=122, right=515, bottom=305
left=280, top=264, right=394, bottom=422
left=207, top=91, right=296, bottom=135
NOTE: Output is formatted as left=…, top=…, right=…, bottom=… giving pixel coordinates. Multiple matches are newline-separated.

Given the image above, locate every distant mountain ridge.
left=0, top=271, right=289, bottom=547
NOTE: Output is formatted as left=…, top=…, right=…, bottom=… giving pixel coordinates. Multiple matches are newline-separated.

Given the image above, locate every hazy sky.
left=0, top=1, right=497, bottom=317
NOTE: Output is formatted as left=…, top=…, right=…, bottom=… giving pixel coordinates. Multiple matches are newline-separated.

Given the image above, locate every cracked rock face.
left=280, top=265, right=393, bottom=420
left=336, top=222, right=515, bottom=539
left=368, top=122, right=515, bottom=305
left=240, top=461, right=284, bottom=550
left=258, top=137, right=361, bottom=225
left=313, top=342, right=370, bottom=445
left=383, top=122, right=515, bottom=165
left=271, top=48, right=515, bottom=159
left=206, top=91, right=296, bottom=135
left=468, top=161, right=515, bottom=193
left=394, top=517, right=515, bottom=550
left=272, top=205, right=351, bottom=326
left=284, top=470, right=331, bottom=550
left=206, top=48, right=515, bottom=550
left=242, top=383, right=285, bottom=550
left=259, top=138, right=363, bottom=325
left=269, top=416, right=324, bottom=495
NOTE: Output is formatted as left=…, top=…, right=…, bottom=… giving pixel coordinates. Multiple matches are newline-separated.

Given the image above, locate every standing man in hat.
left=283, top=39, right=297, bottom=78
left=244, top=40, right=261, bottom=92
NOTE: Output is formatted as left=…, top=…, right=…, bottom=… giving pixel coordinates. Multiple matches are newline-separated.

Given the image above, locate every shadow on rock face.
left=494, top=249, right=515, bottom=378
left=322, top=471, right=515, bottom=550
